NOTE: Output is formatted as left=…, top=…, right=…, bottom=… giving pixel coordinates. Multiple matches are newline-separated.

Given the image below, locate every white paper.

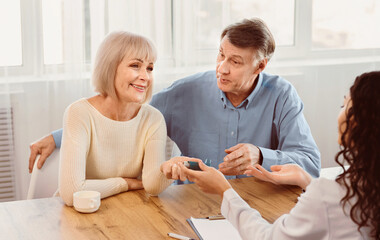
left=190, top=217, right=242, bottom=240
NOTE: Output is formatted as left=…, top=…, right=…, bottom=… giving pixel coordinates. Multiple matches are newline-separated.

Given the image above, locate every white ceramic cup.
left=73, top=190, right=101, bottom=213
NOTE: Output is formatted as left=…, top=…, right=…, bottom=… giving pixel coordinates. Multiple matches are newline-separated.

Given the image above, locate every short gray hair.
left=92, top=31, right=157, bottom=103
left=221, top=18, right=275, bottom=61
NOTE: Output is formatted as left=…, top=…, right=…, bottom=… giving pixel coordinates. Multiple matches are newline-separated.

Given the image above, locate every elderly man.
left=29, top=18, right=320, bottom=181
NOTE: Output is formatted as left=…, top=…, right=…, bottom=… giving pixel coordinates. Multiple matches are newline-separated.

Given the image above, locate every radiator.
left=0, top=107, right=16, bottom=202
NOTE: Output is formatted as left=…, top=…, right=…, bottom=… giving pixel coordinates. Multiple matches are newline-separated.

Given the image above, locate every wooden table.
left=0, top=177, right=301, bottom=240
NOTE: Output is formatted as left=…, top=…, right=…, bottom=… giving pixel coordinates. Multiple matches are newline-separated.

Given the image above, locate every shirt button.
left=231, top=131, right=234, bottom=136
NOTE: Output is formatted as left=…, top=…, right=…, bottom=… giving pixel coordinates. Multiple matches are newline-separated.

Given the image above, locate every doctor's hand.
left=160, top=156, right=202, bottom=181
left=219, top=143, right=261, bottom=175
left=245, top=164, right=312, bottom=190
left=178, top=161, right=231, bottom=197
left=29, top=134, right=56, bottom=173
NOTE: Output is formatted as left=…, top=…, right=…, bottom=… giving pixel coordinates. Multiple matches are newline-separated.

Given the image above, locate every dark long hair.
left=335, top=71, right=380, bottom=238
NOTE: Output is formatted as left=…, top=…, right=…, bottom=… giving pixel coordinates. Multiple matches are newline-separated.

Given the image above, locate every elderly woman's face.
left=337, top=93, right=352, bottom=145
left=114, top=56, right=154, bottom=103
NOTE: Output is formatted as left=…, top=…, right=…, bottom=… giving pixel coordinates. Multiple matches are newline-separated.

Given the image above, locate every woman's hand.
left=245, top=164, right=312, bottom=190
left=178, top=161, right=231, bottom=197
left=160, top=156, right=202, bottom=181
left=123, top=178, right=143, bottom=190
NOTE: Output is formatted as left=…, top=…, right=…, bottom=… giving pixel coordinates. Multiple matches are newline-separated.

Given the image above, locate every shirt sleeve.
left=52, top=128, right=63, bottom=148
left=141, top=113, right=173, bottom=195
left=221, top=180, right=329, bottom=240
left=259, top=86, right=321, bottom=178
left=59, top=104, right=128, bottom=206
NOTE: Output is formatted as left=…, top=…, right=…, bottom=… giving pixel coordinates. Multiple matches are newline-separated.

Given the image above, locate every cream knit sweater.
left=59, top=98, right=173, bottom=206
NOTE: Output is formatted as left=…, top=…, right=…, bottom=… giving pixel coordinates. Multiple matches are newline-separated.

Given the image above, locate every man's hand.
left=160, top=156, right=202, bottom=181
left=179, top=161, right=231, bottom=197
left=219, top=143, right=261, bottom=175
left=245, top=164, right=312, bottom=190
left=29, top=134, right=56, bottom=173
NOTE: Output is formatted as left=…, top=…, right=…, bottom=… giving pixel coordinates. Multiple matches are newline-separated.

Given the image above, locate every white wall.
left=8, top=58, right=380, bottom=200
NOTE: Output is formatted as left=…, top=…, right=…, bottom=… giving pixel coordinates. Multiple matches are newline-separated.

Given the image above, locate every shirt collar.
left=219, top=73, right=263, bottom=109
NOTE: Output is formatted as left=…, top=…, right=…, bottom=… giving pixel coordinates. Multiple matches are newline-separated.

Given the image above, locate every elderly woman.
left=180, top=71, right=380, bottom=239
left=59, top=31, right=173, bottom=206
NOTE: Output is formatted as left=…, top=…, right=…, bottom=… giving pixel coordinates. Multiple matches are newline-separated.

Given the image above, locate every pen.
left=167, top=232, right=195, bottom=240
left=206, top=215, right=226, bottom=220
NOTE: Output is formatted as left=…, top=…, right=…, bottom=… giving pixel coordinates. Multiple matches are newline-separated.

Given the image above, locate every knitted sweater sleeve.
left=141, top=112, right=173, bottom=195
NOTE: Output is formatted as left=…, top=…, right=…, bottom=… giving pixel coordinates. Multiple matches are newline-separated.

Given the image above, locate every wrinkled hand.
left=160, top=156, right=202, bottom=181
left=219, top=143, right=261, bottom=175
left=179, top=161, right=231, bottom=196
left=29, top=134, right=56, bottom=173
left=245, top=164, right=312, bottom=190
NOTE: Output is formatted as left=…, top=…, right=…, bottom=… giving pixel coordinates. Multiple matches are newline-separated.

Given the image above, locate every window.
left=0, top=0, right=22, bottom=67
left=107, top=0, right=172, bottom=64
left=173, top=0, right=295, bottom=66
left=194, top=0, right=295, bottom=49
left=42, top=0, right=63, bottom=65
left=1, top=0, right=380, bottom=78
left=312, top=0, right=380, bottom=50
left=229, top=0, right=295, bottom=46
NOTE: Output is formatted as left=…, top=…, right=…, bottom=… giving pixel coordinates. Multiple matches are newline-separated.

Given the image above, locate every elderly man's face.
left=216, top=36, right=264, bottom=104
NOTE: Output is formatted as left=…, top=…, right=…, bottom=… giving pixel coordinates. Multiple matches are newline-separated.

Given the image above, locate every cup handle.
left=90, top=199, right=96, bottom=208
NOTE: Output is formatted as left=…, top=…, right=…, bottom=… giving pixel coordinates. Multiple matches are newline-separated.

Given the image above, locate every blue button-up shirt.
left=150, top=70, right=320, bottom=178
left=53, top=70, right=320, bottom=178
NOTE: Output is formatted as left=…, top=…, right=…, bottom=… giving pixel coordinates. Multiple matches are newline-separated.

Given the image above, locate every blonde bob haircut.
left=92, top=31, right=157, bottom=104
